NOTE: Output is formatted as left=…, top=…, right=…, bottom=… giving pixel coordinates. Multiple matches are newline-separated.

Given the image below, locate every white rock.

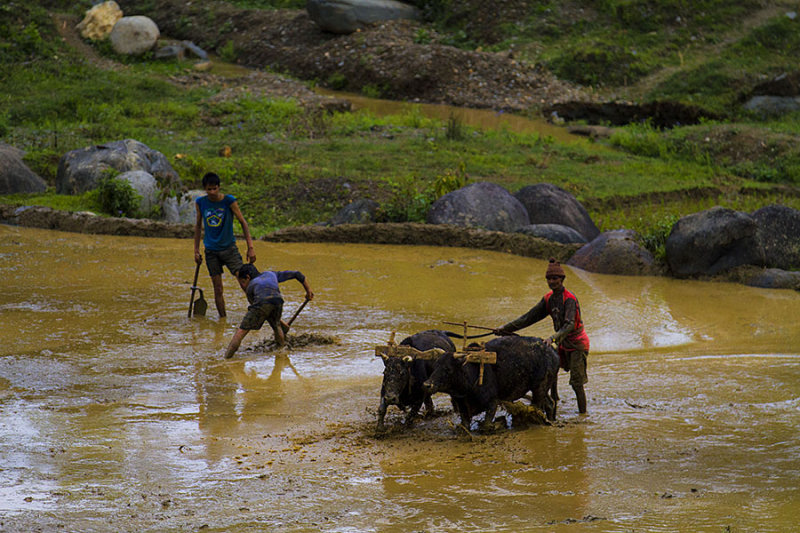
left=110, top=16, right=160, bottom=56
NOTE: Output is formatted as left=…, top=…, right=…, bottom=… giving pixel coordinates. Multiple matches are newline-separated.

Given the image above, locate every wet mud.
left=1, top=225, right=799, bottom=531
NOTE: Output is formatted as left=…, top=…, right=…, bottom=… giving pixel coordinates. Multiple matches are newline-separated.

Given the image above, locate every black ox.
left=376, top=330, right=456, bottom=433
left=423, top=336, right=559, bottom=432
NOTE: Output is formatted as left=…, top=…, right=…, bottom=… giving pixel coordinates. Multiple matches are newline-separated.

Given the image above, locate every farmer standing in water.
left=495, top=258, right=590, bottom=414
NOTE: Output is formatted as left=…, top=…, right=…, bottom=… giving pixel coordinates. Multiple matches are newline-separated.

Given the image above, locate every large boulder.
left=742, top=96, right=800, bottom=117
left=744, top=268, right=800, bottom=290
left=513, top=183, right=600, bottom=241
left=426, top=182, right=529, bottom=232
left=117, top=170, right=159, bottom=216
left=75, top=1, right=123, bottom=41
left=567, top=229, right=661, bottom=276
left=515, top=223, right=587, bottom=244
left=162, top=189, right=203, bottom=224
left=0, top=144, right=47, bottom=194
left=329, top=198, right=380, bottom=225
left=56, top=139, right=179, bottom=195
left=665, top=206, right=765, bottom=277
left=109, top=15, right=159, bottom=56
left=751, top=204, right=800, bottom=271
left=307, top=0, right=420, bottom=34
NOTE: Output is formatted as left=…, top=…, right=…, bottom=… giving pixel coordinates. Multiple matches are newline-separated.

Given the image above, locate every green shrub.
left=445, top=113, right=466, bottom=141
left=219, top=40, right=236, bottom=63
left=381, top=174, right=434, bottom=222
left=96, top=176, right=141, bottom=218
left=327, top=72, right=348, bottom=91
left=639, top=213, right=681, bottom=262
left=433, top=161, right=468, bottom=198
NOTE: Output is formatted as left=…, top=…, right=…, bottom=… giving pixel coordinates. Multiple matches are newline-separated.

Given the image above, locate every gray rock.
left=329, top=198, right=380, bottom=225
left=513, top=183, right=600, bottom=241
left=0, top=144, right=47, bottom=194
left=744, top=268, right=800, bottom=290
left=155, top=44, right=185, bottom=60
left=109, top=15, right=159, bottom=56
left=743, top=95, right=800, bottom=117
left=666, top=206, right=766, bottom=277
left=162, top=189, right=203, bottom=224
left=516, top=223, right=587, bottom=244
left=567, top=229, right=660, bottom=276
left=56, top=139, right=180, bottom=195
left=752, top=204, right=800, bottom=271
left=117, top=170, right=158, bottom=216
left=307, top=0, right=420, bottom=34
left=426, top=182, right=529, bottom=232
left=181, top=40, right=208, bottom=60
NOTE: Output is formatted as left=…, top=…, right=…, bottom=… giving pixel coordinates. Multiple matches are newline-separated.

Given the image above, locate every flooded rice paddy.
left=1, top=225, right=798, bottom=532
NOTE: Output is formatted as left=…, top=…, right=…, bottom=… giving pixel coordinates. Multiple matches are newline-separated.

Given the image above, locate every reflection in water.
left=1, top=225, right=799, bottom=531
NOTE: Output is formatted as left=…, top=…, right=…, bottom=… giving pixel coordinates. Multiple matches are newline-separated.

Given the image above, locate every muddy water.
left=1, top=225, right=799, bottom=532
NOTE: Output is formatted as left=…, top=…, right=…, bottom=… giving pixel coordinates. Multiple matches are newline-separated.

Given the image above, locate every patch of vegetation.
left=610, top=121, right=800, bottom=186
left=96, top=175, right=141, bottom=217
left=0, top=189, right=102, bottom=212
left=2, top=0, right=800, bottom=243
left=545, top=41, right=654, bottom=86
left=218, top=39, right=237, bottom=63
left=0, top=3, right=64, bottom=64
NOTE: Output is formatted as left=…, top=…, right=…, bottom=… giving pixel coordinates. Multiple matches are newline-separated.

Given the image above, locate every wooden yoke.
left=442, top=320, right=498, bottom=385
left=454, top=343, right=496, bottom=386
left=374, top=331, right=445, bottom=361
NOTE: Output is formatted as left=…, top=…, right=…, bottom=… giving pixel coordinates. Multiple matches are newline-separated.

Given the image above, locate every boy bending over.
left=224, top=264, right=314, bottom=359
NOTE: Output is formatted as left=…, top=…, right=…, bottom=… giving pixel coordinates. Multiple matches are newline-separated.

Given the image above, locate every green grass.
left=2, top=1, right=800, bottom=243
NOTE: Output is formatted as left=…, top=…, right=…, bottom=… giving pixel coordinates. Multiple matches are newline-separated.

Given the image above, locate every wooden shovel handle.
left=188, top=262, right=201, bottom=318
left=286, top=297, right=309, bottom=327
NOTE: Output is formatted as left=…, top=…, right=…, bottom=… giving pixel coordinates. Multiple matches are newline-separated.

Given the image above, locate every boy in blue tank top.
left=193, top=172, right=256, bottom=317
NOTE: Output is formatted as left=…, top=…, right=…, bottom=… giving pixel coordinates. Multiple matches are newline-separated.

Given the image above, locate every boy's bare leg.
left=224, top=328, right=250, bottom=359
left=211, top=274, right=226, bottom=317
left=273, top=322, right=287, bottom=348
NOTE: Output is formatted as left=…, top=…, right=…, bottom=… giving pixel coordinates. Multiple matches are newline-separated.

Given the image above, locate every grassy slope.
left=2, top=0, right=800, bottom=258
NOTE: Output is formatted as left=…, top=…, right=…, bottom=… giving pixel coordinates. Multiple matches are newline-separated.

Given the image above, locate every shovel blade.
left=192, top=289, right=208, bottom=317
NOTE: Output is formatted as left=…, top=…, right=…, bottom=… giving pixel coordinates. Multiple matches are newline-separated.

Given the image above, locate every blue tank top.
left=196, top=194, right=236, bottom=251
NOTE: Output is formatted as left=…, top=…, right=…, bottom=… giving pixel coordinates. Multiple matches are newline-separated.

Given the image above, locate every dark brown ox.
left=423, top=336, right=559, bottom=432
left=376, top=330, right=456, bottom=433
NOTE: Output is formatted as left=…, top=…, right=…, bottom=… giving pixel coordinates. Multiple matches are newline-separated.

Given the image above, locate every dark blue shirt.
left=246, top=271, right=306, bottom=307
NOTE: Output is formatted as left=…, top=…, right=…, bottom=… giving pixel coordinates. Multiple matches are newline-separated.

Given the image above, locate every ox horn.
left=402, top=355, right=413, bottom=363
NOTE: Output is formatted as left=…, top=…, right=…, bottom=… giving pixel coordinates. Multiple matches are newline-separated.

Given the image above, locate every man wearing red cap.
left=495, top=258, right=590, bottom=414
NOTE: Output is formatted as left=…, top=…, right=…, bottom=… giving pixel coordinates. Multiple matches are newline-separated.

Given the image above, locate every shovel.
left=188, top=262, right=208, bottom=317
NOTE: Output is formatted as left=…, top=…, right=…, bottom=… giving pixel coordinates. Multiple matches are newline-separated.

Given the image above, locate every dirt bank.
left=0, top=204, right=578, bottom=261
left=116, top=0, right=590, bottom=112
